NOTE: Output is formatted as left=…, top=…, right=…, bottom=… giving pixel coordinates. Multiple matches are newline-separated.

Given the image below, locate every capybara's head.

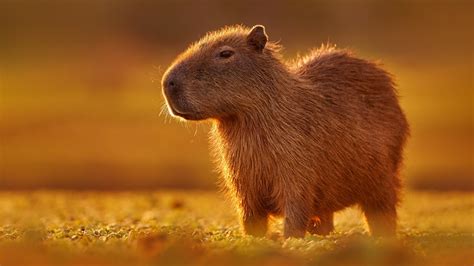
left=162, top=25, right=282, bottom=121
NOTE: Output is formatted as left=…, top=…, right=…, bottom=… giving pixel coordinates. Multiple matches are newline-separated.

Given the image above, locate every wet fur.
left=162, top=25, right=409, bottom=238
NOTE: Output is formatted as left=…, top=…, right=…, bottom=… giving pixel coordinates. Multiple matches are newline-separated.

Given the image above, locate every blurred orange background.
left=0, top=0, right=472, bottom=190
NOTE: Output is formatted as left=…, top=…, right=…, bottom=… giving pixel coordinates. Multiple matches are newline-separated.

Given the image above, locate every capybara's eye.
left=219, top=50, right=234, bottom=59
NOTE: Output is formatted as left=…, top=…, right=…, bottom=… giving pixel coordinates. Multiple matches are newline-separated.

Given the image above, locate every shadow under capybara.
left=161, top=25, right=409, bottom=238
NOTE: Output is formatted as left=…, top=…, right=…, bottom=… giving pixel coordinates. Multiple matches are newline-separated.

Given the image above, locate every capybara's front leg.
left=284, top=200, right=311, bottom=238
left=242, top=211, right=268, bottom=237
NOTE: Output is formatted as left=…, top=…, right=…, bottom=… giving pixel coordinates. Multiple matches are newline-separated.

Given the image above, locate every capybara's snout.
left=162, top=69, right=181, bottom=105
left=162, top=72, right=179, bottom=99
left=161, top=68, right=193, bottom=118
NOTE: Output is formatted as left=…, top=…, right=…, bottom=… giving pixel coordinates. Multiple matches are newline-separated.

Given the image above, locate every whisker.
left=194, top=123, right=198, bottom=137
left=150, top=65, right=163, bottom=83
left=159, top=103, right=167, bottom=117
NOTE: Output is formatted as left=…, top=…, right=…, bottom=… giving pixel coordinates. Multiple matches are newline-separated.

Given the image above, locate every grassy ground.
left=0, top=190, right=472, bottom=266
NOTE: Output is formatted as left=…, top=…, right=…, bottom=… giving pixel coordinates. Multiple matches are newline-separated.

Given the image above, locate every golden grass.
left=0, top=190, right=472, bottom=265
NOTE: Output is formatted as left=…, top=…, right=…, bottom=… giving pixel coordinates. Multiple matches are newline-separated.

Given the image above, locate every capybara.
left=161, top=25, right=409, bottom=238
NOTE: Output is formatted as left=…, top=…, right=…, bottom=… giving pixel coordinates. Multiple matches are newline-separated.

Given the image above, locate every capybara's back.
left=162, top=25, right=409, bottom=238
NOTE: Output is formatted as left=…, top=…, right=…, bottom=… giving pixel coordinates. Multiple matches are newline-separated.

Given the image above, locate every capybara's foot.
left=243, top=215, right=268, bottom=237
left=283, top=227, right=306, bottom=238
left=307, top=212, right=334, bottom=236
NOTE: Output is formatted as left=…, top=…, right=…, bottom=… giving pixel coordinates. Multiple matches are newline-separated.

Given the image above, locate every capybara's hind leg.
left=362, top=202, right=397, bottom=237
left=307, top=212, right=334, bottom=236
left=283, top=199, right=312, bottom=238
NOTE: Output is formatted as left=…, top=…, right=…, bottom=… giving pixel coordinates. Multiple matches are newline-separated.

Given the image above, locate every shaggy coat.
left=162, top=25, right=409, bottom=238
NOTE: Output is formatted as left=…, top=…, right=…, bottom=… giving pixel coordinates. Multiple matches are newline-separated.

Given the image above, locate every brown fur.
left=161, top=25, right=409, bottom=238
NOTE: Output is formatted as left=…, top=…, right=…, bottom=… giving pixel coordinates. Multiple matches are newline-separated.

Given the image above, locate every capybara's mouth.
left=163, top=95, right=202, bottom=121
left=168, top=105, right=205, bottom=121
left=173, top=110, right=204, bottom=121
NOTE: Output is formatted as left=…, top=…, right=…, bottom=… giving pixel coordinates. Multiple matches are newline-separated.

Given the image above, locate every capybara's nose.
left=164, top=78, right=179, bottom=96
left=163, top=71, right=180, bottom=96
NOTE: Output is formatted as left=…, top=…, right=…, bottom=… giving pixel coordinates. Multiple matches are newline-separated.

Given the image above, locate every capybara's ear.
left=247, top=25, right=268, bottom=52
